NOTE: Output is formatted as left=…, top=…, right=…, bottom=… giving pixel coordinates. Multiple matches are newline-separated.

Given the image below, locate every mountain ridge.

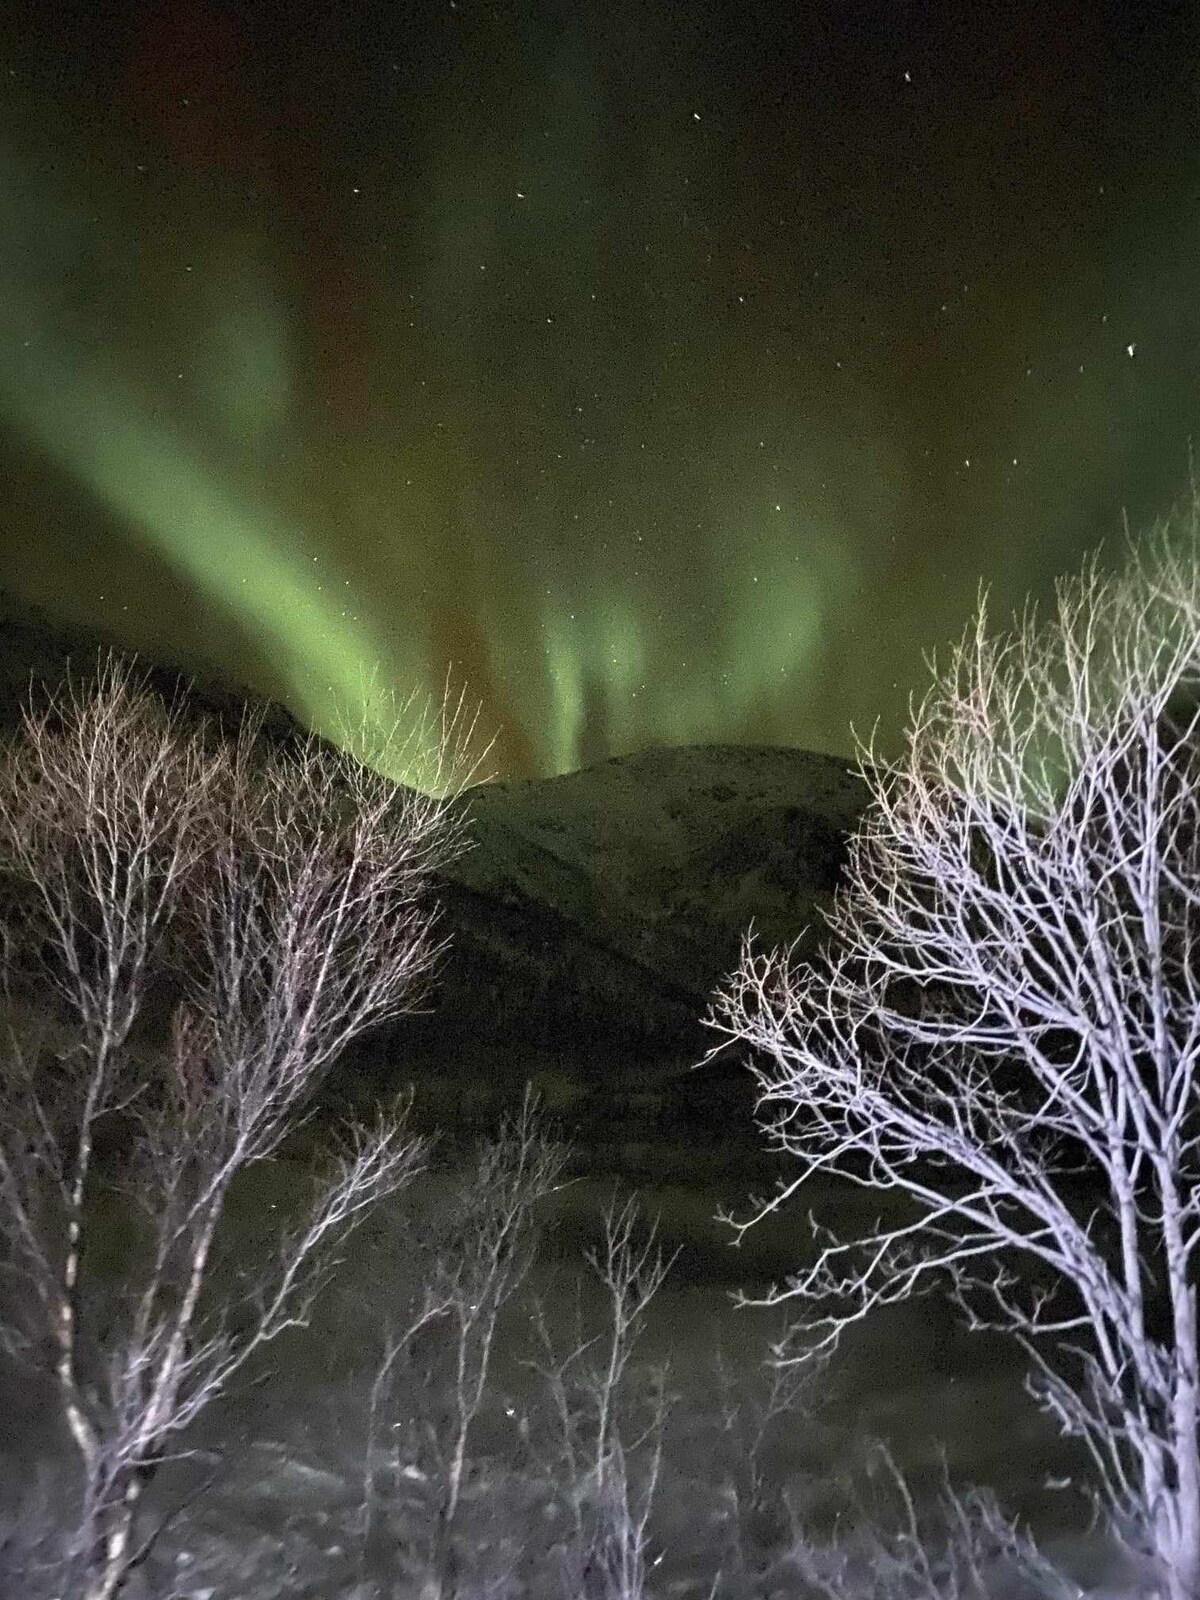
left=423, top=739, right=868, bottom=1057
left=0, top=591, right=871, bottom=1111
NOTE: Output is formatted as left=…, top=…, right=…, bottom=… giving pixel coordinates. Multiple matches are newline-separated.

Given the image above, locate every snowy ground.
left=0, top=1163, right=1154, bottom=1599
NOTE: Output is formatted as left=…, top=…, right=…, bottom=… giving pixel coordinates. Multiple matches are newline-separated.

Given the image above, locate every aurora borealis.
left=2, top=1, right=1200, bottom=780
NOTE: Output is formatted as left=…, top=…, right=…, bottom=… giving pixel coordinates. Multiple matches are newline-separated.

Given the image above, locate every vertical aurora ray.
left=4, top=5, right=1200, bottom=780
left=0, top=335, right=430, bottom=776
left=0, top=147, right=449, bottom=788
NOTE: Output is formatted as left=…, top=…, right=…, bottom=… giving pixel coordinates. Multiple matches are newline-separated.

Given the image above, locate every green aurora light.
left=0, top=145, right=863, bottom=781
left=2, top=4, right=1200, bottom=780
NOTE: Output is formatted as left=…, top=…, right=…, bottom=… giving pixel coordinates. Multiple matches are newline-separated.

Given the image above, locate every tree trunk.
left=81, top=1469, right=146, bottom=1600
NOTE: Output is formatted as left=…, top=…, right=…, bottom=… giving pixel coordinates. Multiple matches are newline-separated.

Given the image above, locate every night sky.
left=2, top=1, right=1200, bottom=779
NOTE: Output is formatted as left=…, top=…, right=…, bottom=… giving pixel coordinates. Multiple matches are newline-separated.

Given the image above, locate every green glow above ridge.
left=0, top=152, right=453, bottom=789
left=5, top=42, right=1196, bottom=787
left=0, top=336, right=431, bottom=778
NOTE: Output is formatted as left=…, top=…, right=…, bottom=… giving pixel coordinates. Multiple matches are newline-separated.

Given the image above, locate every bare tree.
left=530, top=1193, right=675, bottom=1600
left=0, top=655, right=475, bottom=1600
left=356, top=1089, right=566, bottom=1599
left=780, top=1445, right=1075, bottom=1600
left=710, top=1336, right=824, bottom=1579
left=706, top=512, right=1200, bottom=1600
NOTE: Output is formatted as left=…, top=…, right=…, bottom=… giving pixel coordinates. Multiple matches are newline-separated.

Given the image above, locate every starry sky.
left=2, top=0, right=1199, bottom=780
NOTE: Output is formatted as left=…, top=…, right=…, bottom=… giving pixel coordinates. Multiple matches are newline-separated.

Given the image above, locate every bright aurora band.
left=2, top=0, right=1200, bottom=781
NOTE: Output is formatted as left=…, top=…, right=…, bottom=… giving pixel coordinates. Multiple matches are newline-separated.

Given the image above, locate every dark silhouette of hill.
left=0, top=591, right=870, bottom=1150
left=0, top=588, right=306, bottom=744
left=415, top=742, right=866, bottom=1062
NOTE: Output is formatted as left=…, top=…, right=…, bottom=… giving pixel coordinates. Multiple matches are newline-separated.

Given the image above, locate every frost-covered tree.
left=0, top=656, right=476, bottom=1600
left=707, top=509, right=1200, bottom=1600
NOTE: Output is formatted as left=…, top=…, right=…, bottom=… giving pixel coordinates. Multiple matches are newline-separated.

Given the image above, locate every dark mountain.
left=0, top=589, right=306, bottom=744
left=0, top=592, right=871, bottom=1155
left=415, top=741, right=866, bottom=1061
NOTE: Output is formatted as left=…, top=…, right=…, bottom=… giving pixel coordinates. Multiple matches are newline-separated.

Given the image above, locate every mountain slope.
left=403, top=741, right=869, bottom=1063
left=0, top=591, right=870, bottom=1094
left=0, top=589, right=304, bottom=743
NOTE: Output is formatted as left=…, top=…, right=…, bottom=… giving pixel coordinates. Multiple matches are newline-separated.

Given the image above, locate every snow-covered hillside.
left=411, top=741, right=868, bottom=1060
left=0, top=591, right=869, bottom=1075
